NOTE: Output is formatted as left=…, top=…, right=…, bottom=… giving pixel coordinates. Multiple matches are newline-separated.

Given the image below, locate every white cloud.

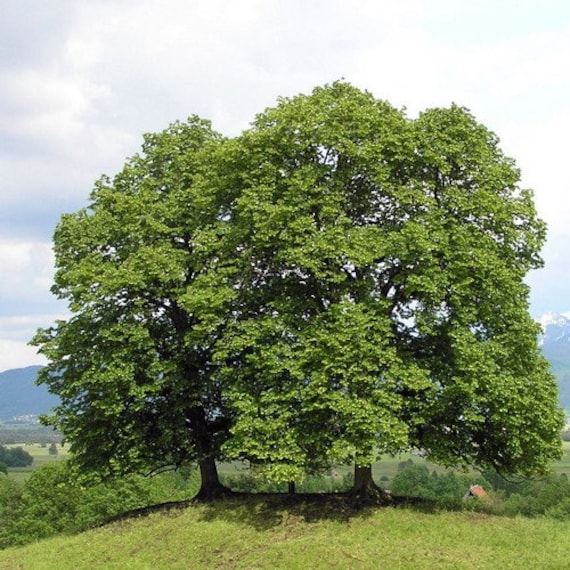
left=499, top=109, right=570, bottom=235
left=0, top=314, right=61, bottom=346
left=0, top=339, right=47, bottom=372
left=0, top=239, right=55, bottom=301
left=0, top=314, right=66, bottom=372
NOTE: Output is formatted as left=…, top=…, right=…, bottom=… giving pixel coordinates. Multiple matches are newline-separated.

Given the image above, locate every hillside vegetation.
left=0, top=500, right=568, bottom=569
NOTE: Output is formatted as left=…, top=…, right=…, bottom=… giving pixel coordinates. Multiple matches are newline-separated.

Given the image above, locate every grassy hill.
left=0, top=499, right=568, bottom=569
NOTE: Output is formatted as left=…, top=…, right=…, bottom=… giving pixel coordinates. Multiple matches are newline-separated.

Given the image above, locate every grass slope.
left=0, top=499, right=569, bottom=569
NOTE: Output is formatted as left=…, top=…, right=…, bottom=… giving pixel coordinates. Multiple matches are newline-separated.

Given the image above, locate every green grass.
left=0, top=499, right=569, bottom=569
left=2, top=443, right=570, bottom=567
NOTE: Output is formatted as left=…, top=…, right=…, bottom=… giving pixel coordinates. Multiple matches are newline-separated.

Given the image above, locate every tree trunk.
left=195, top=454, right=230, bottom=501
left=188, top=404, right=231, bottom=501
left=353, top=464, right=376, bottom=492
left=352, top=464, right=388, bottom=503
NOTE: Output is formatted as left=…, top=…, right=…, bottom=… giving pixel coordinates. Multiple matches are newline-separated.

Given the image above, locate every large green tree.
left=33, top=83, right=562, bottom=499
left=32, top=117, right=234, bottom=498
left=208, top=83, right=563, bottom=493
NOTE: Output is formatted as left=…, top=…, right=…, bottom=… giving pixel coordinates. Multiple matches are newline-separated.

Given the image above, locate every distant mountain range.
left=537, top=312, right=570, bottom=411
left=0, top=366, right=59, bottom=421
left=1, top=313, right=570, bottom=420
left=537, top=312, right=570, bottom=346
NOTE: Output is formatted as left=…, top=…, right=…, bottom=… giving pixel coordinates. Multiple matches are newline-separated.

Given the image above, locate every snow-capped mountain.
left=537, top=312, right=570, bottom=346
left=536, top=312, right=570, bottom=411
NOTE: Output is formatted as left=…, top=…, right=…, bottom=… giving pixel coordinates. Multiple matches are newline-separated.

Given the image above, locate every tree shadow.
left=193, top=491, right=439, bottom=530
left=102, top=492, right=440, bottom=531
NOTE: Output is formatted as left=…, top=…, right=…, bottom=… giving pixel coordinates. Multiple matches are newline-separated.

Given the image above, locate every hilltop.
left=0, top=499, right=568, bottom=569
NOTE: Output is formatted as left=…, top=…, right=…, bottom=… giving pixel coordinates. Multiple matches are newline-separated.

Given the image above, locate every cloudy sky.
left=1, top=0, right=570, bottom=371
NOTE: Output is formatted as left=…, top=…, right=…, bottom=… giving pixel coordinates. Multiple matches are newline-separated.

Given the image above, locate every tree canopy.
left=32, top=82, right=563, bottom=498
left=32, top=117, right=233, bottom=496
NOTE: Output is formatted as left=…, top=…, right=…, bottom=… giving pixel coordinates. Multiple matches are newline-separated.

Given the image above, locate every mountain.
left=0, top=366, right=59, bottom=421
left=537, top=312, right=570, bottom=346
left=538, top=312, right=570, bottom=411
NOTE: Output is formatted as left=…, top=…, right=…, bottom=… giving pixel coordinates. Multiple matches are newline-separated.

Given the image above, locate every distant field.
left=5, top=443, right=69, bottom=483
left=221, top=441, right=570, bottom=485
left=6, top=441, right=570, bottom=484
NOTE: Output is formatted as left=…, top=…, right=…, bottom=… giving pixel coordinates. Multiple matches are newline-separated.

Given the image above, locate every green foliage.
left=499, top=474, right=570, bottom=518
left=32, top=81, right=563, bottom=491
left=0, top=461, right=84, bottom=546
left=220, top=471, right=352, bottom=494
left=0, top=461, right=200, bottom=548
left=0, top=445, right=33, bottom=467
left=390, top=463, right=570, bottom=519
left=390, top=462, right=490, bottom=506
left=212, top=83, right=562, bottom=480
left=545, top=496, right=570, bottom=520
left=31, top=117, right=232, bottom=491
left=390, top=464, right=436, bottom=499
left=0, top=476, right=21, bottom=514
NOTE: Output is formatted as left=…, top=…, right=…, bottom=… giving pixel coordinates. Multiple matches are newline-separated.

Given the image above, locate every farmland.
left=6, top=440, right=570, bottom=486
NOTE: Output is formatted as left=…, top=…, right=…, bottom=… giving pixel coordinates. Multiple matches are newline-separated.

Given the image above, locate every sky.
left=1, top=0, right=570, bottom=371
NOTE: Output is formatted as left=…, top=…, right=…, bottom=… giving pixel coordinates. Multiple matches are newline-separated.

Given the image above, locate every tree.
left=32, top=117, right=235, bottom=498
left=0, top=446, right=33, bottom=468
left=207, top=83, right=419, bottom=492
left=33, top=82, right=562, bottom=501
left=207, top=83, right=563, bottom=494
left=401, top=105, right=563, bottom=476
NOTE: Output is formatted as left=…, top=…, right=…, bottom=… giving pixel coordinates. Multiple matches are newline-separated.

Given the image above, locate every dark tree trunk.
left=188, top=404, right=231, bottom=501
left=194, top=454, right=229, bottom=500
left=352, top=464, right=388, bottom=502
left=288, top=481, right=296, bottom=495
left=353, top=464, right=376, bottom=492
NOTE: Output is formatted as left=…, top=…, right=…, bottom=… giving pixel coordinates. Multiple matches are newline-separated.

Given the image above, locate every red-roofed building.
left=463, top=484, right=488, bottom=500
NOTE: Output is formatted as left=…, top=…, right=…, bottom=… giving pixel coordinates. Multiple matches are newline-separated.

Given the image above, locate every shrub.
left=221, top=471, right=353, bottom=494
left=0, top=461, right=200, bottom=549
left=0, top=476, right=21, bottom=517
left=390, top=465, right=435, bottom=499
left=546, top=497, right=570, bottom=520
left=0, top=461, right=82, bottom=547
left=390, top=464, right=491, bottom=507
